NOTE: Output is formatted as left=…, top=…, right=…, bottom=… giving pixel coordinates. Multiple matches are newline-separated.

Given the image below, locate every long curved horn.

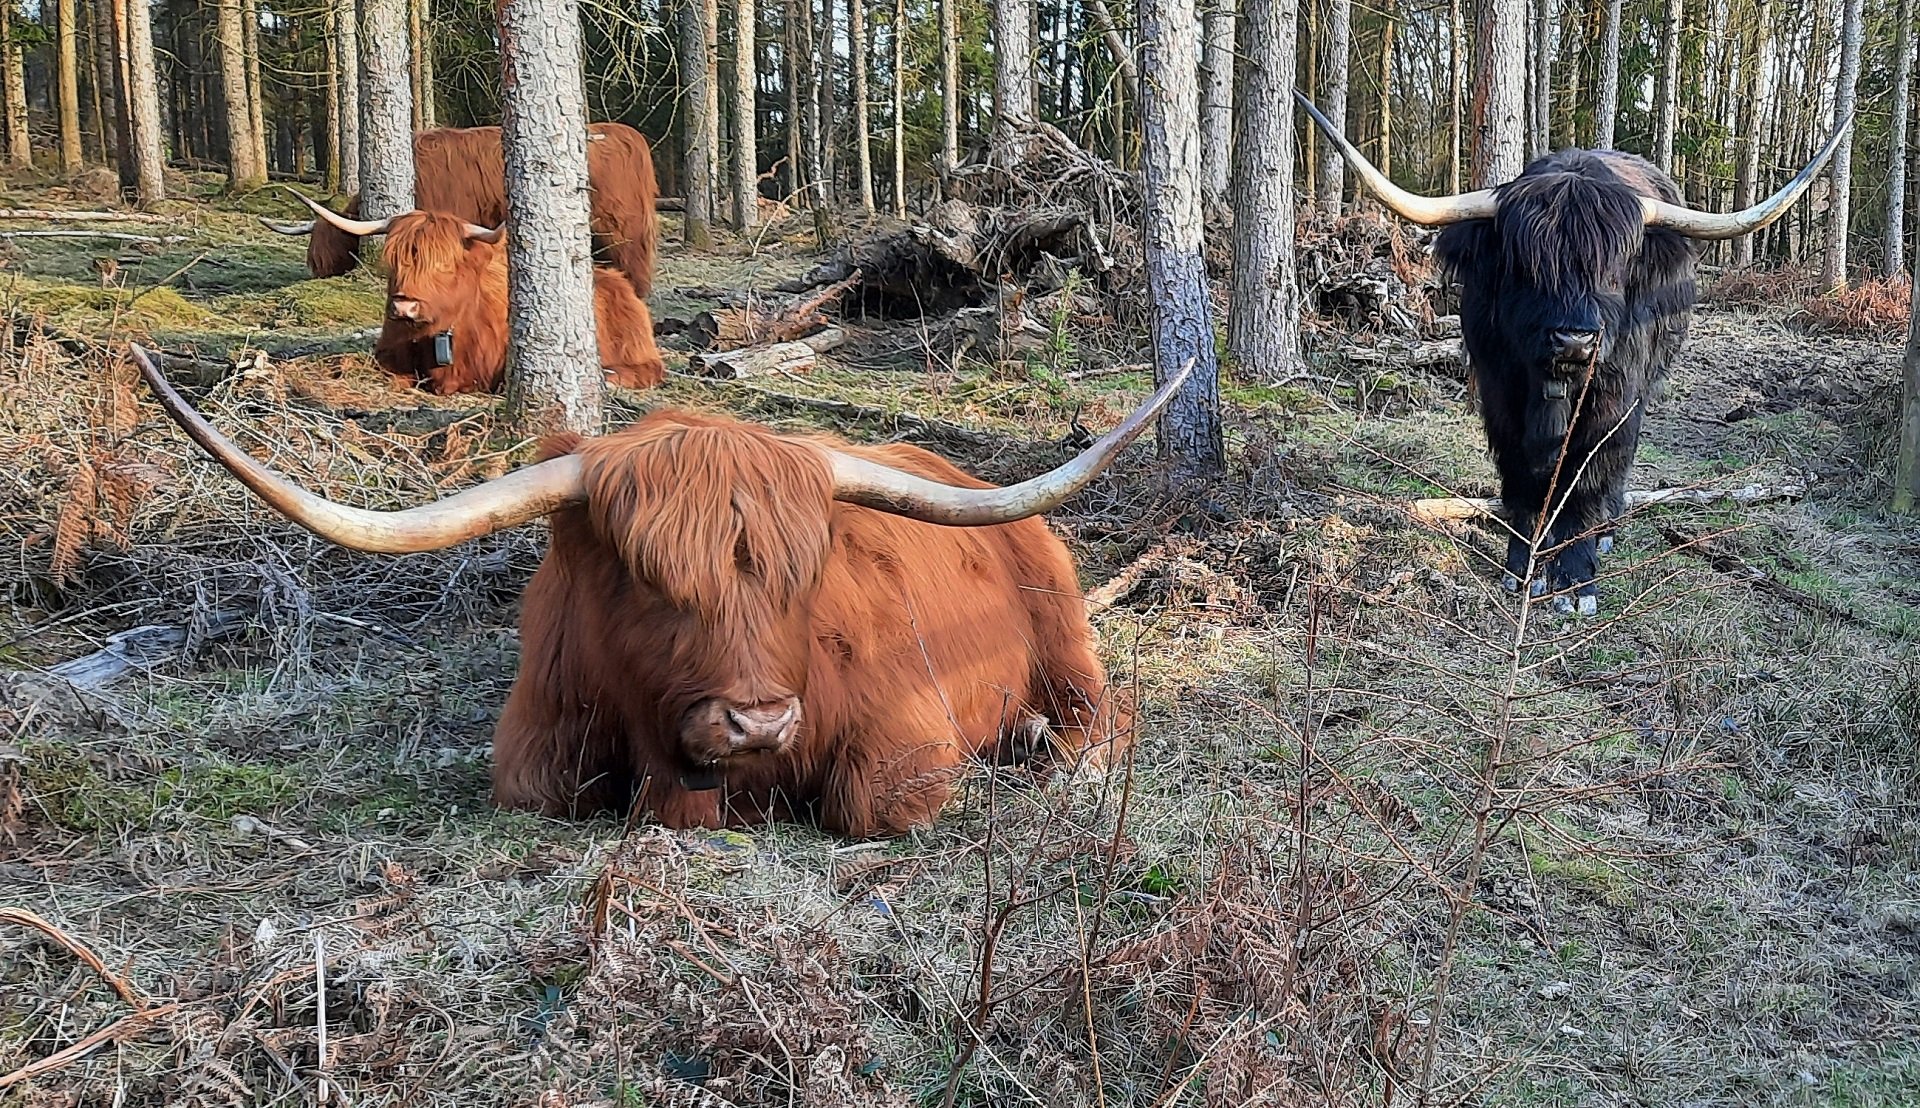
left=1294, top=90, right=1498, bottom=226
left=259, top=216, right=315, bottom=236
left=1640, top=116, right=1853, bottom=239
left=286, top=189, right=392, bottom=238
left=130, top=343, right=584, bottom=553
left=464, top=222, right=505, bottom=244
left=825, top=358, right=1195, bottom=526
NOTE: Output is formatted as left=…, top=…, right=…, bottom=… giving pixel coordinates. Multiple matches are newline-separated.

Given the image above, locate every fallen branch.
left=1341, top=339, right=1463, bottom=372
left=690, top=326, right=848, bottom=379
left=1085, top=540, right=1179, bottom=608
left=1407, top=483, right=1809, bottom=525
left=0, top=207, right=178, bottom=224
left=1656, top=523, right=1864, bottom=626
left=677, top=378, right=998, bottom=450
left=692, top=272, right=861, bottom=351
left=0, top=1003, right=182, bottom=1090
left=0, top=230, right=191, bottom=244
left=43, top=611, right=247, bottom=689
left=0, top=907, right=150, bottom=1010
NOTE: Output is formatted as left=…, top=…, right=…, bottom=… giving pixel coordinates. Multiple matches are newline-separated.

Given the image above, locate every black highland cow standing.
left=1296, top=92, right=1849, bottom=613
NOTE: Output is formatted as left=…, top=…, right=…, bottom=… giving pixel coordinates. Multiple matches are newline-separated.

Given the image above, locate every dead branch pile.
left=1296, top=210, right=1442, bottom=343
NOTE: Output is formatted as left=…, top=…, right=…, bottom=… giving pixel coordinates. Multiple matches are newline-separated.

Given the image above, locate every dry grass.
left=1800, top=277, right=1914, bottom=339
left=3, top=178, right=1919, bottom=1108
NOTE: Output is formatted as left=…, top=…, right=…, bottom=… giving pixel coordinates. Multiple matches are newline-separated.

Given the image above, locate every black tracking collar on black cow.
left=431, top=330, right=454, bottom=368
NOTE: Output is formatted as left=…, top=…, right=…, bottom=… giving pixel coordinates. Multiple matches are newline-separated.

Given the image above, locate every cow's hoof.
left=1502, top=573, right=1522, bottom=594
left=1528, top=577, right=1548, bottom=599
left=1596, top=535, right=1614, bottom=556
left=1576, top=594, right=1598, bottom=616
left=1550, top=594, right=1575, bottom=615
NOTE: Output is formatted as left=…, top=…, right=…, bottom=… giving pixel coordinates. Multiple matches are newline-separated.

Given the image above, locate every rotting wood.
left=1407, top=483, right=1810, bottom=525
left=0, top=207, right=179, bottom=223
left=1341, top=339, right=1463, bottom=372
left=692, top=272, right=860, bottom=351
left=44, top=610, right=246, bottom=689
left=690, top=326, right=847, bottom=379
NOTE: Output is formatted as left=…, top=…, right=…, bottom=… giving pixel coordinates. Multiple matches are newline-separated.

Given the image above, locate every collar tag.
left=431, top=330, right=454, bottom=367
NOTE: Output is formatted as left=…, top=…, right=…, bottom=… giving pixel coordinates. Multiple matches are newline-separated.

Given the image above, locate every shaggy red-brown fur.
left=371, top=211, right=663, bottom=395
left=308, top=122, right=660, bottom=298
left=490, top=410, right=1128, bottom=837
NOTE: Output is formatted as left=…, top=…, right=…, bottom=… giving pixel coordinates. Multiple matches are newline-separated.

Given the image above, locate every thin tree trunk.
left=337, top=0, right=360, bottom=194
left=1377, top=0, right=1393, bottom=176
left=851, top=0, right=874, bottom=208
left=92, top=0, right=130, bottom=179
left=499, top=0, right=603, bottom=435
left=122, top=0, right=161, bottom=202
left=322, top=2, right=340, bottom=191
left=215, top=0, right=260, bottom=187
left=1313, top=0, right=1350, bottom=211
left=1471, top=0, right=1525, bottom=186
left=1448, top=0, right=1462, bottom=188
left=57, top=0, right=84, bottom=172
left=1732, top=0, right=1773, bottom=267
left=359, top=0, right=416, bottom=217
left=1898, top=227, right=1920, bottom=511
left=81, top=0, right=107, bottom=163
left=410, top=0, right=434, bottom=130
left=1, top=2, right=27, bottom=167
left=682, top=0, right=719, bottom=245
left=1529, top=0, right=1549, bottom=159
left=817, top=0, right=836, bottom=202
left=940, top=0, right=958, bottom=176
left=784, top=0, right=802, bottom=197
left=732, top=0, right=760, bottom=229
left=1083, top=0, right=1139, bottom=101
left=890, top=0, right=904, bottom=217
left=1198, top=0, right=1233, bottom=208
left=1228, top=0, right=1298, bottom=383
left=1139, top=0, right=1222, bottom=478
left=1653, top=0, right=1680, bottom=171
left=799, top=0, right=825, bottom=215
left=1822, top=0, right=1861, bottom=289
left=243, top=0, right=266, bottom=175
left=992, top=0, right=1033, bottom=164
left=1885, top=0, right=1914, bottom=278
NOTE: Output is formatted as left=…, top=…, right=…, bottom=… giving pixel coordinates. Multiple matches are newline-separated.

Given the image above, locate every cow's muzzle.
left=1550, top=329, right=1599, bottom=364
left=681, top=696, right=804, bottom=767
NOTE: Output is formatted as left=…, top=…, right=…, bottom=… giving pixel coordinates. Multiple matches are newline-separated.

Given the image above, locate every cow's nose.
left=390, top=298, right=421, bottom=321
left=724, top=698, right=802, bottom=752
left=1551, top=329, right=1598, bottom=361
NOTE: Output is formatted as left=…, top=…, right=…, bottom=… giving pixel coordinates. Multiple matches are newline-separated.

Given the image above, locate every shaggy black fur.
left=1435, top=149, right=1698, bottom=608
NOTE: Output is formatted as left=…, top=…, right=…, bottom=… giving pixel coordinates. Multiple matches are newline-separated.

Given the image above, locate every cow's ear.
left=1432, top=220, right=1493, bottom=285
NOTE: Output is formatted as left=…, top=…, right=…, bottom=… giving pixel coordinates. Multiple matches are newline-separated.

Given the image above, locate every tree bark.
left=1653, top=0, right=1680, bottom=171
left=336, top=0, right=360, bottom=194
left=731, top=0, right=760, bottom=229
left=1528, top=0, right=1549, bottom=160
left=243, top=0, right=267, bottom=176
left=1899, top=225, right=1920, bottom=511
left=1377, top=0, right=1393, bottom=176
left=214, top=0, right=260, bottom=187
left=322, top=1, right=341, bottom=192
left=499, top=0, right=604, bottom=435
left=359, top=0, right=417, bottom=218
left=940, top=0, right=958, bottom=176
left=1, top=2, right=28, bottom=167
left=851, top=0, right=875, bottom=209
left=1471, top=0, right=1524, bottom=187
left=1313, top=0, right=1350, bottom=211
left=783, top=0, right=802, bottom=198
left=682, top=0, right=720, bottom=245
left=1228, top=0, right=1299, bottom=384
left=817, top=0, right=836, bottom=202
left=410, top=0, right=435, bottom=130
left=1731, top=0, right=1773, bottom=267
left=122, top=0, right=163, bottom=203
left=91, top=0, right=130, bottom=179
left=1198, top=0, right=1233, bottom=209
left=1139, top=0, right=1222, bottom=479
left=1885, top=0, right=1914, bottom=279
left=56, top=0, right=84, bottom=172
left=890, top=0, right=904, bottom=217
left=798, top=0, right=824, bottom=213
left=1447, top=0, right=1462, bottom=188
left=992, top=0, right=1034, bottom=164
left=1822, top=0, right=1861, bottom=290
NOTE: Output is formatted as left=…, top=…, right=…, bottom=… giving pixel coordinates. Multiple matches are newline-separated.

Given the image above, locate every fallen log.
left=655, top=196, right=686, bottom=211
left=1407, top=483, right=1809, bottom=525
left=692, top=272, right=861, bottom=351
left=1341, top=338, right=1463, bottom=372
left=0, top=230, right=191, bottom=244
left=690, top=326, right=848, bottom=379
left=0, top=207, right=179, bottom=224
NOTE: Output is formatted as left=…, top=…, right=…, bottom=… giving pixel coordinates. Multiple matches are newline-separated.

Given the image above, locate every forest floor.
left=0, top=169, right=1916, bottom=1108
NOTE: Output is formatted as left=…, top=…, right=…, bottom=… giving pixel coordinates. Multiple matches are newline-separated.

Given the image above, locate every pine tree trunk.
left=359, top=0, right=416, bottom=218
left=1139, top=0, right=1222, bottom=479
left=1313, top=0, right=1350, bottom=211
left=1822, top=0, right=1862, bottom=289
left=244, top=0, right=267, bottom=175
left=851, top=0, right=874, bottom=209
left=890, top=0, right=904, bottom=217
left=784, top=0, right=802, bottom=198
left=1471, top=0, right=1525, bottom=186
left=817, top=0, right=837, bottom=202
left=81, top=0, right=109, bottom=164
left=731, top=0, right=760, bottom=229
left=1, top=2, right=28, bottom=167
left=940, top=0, right=958, bottom=176
left=410, top=0, right=433, bottom=130
left=1447, top=0, right=1462, bottom=188
left=800, top=0, right=825, bottom=213
left=1198, top=0, right=1233, bottom=209
left=322, top=2, right=341, bottom=191
left=682, top=0, right=719, bottom=245
left=992, top=0, right=1033, bottom=164
left=1885, top=0, right=1914, bottom=279
left=1898, top=230, right=1920, bottom=511
left=92, top=0, right=130, bottom=180
left=1528, top=0, right=1549, bottom=160
left=336, top=0, right=360, bottom=194
left=57, top=0, right=84, bottom=172
left=1731, top=0, right=1773, bottom=267
left=1377, top=0, right=1393, bottom=176
left=1653, top=0, right=1680, bottom=171
left=215, top=0, right=260, bottom=187
left=499, top=0, right=604, bottom=435
left=1228, top=0, right=1299, bottom=383
left=122, top=0, right=162, bottom=202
